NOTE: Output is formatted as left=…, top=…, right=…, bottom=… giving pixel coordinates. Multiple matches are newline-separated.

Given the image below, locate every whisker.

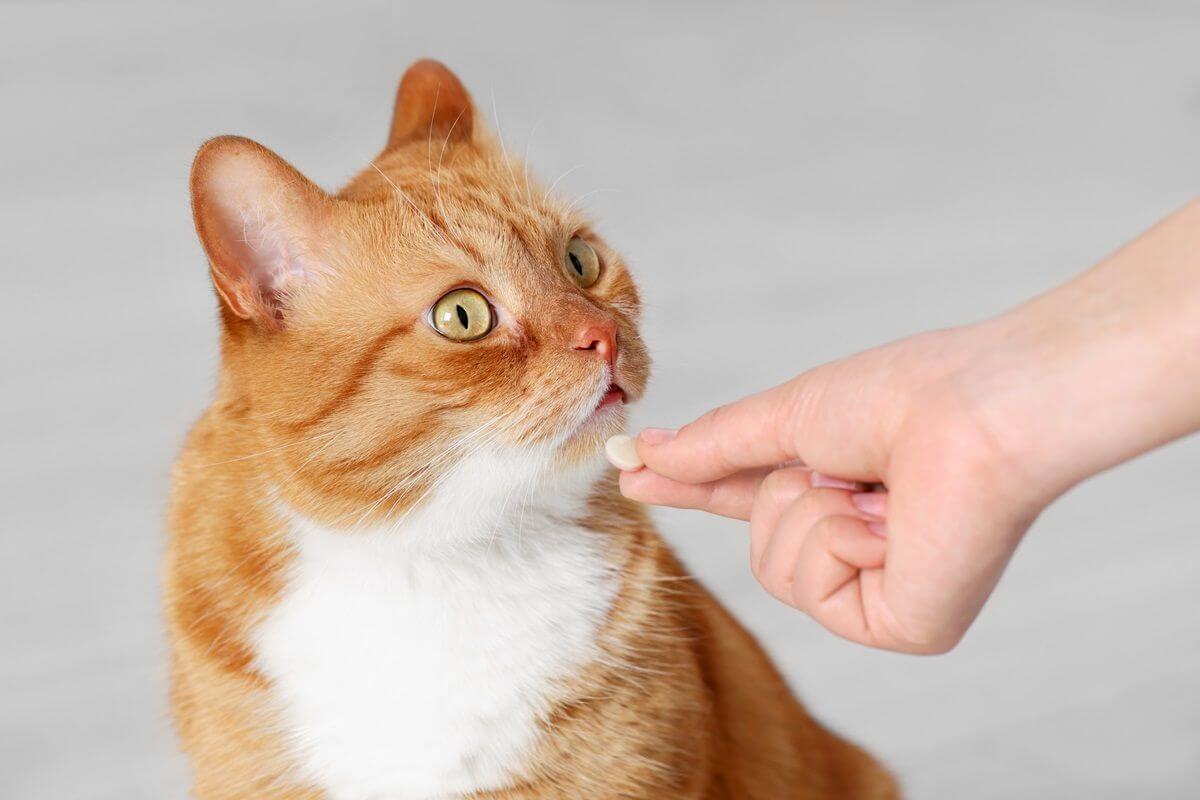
left=543, top=163, right=586, bottom=205
left=490, top=86, right=522, bottom=196
left=271, top=427, right=350, bottom=492
left=522, top=118, right=542, bottom=207
left=561, top=187, right=612, bottom=218
left=340, top=410, right=517, bottom=530
left=426, top=83, right=442, bottom=180
left=434, top=107, right=468, bottom=225
left=369, top=162, right=452, bottom=249
left=198, top=429, right=341, bottom=467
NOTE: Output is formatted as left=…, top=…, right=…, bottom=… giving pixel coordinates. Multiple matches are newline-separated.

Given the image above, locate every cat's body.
left=166, top=60, right=897, bottom=799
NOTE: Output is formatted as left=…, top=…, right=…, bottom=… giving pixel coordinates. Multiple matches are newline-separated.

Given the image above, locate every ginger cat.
left=166, top=59, right=898, bottom=800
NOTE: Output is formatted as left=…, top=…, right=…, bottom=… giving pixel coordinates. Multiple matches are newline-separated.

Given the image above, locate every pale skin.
left=619, top=198, right=1200, bottom=654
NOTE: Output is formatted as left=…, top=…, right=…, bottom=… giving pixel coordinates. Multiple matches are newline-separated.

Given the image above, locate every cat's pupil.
left=569, top=252, right=583, bottom=276
left=456, top=304, right=469, bottom=328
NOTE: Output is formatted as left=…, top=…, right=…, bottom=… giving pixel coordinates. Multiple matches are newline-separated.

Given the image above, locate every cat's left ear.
left=190, top=136, right=333, bottom=329
left=384, top=59, right=475, bottom=151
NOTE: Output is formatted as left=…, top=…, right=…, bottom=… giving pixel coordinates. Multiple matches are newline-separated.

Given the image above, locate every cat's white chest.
left=255, top=459, right=617, bottom=800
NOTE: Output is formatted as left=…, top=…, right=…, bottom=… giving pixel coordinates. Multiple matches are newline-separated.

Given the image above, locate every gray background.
left=3, top=1, right=1199, bottom=797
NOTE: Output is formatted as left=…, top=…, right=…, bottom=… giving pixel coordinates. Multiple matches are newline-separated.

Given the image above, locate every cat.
left=165, top=59, right=898, bottom=800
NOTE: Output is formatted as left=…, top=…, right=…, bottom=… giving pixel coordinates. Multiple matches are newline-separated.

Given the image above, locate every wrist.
left=967, top=204, right=1200, bottom=501
left=965, top=305, right=1111, bottom=502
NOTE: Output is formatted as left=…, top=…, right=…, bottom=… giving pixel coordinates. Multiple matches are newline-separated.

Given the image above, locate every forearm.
left=976, top=198, right=1200, bottom=500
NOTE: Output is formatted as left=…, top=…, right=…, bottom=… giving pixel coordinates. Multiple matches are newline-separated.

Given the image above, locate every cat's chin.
left=557, top=394, right=628, bottom=465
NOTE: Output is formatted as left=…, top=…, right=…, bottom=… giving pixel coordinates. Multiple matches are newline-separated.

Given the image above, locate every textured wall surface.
left=3, top=2, right=1199, bottom=797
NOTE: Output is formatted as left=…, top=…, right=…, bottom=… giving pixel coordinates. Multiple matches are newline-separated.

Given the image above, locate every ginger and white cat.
left=166, top=59, right=897, bottom=799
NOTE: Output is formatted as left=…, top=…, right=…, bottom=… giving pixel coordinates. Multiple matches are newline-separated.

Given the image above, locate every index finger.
left=635, top=380, right=803, bottom=484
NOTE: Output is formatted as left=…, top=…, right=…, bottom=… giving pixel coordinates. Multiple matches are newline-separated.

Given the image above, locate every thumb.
left=633, top=379, right=800, bottom=484
left=635, top=364, right=875, bottom=484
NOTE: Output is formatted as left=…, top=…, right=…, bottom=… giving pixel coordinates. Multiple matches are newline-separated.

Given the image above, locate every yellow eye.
left=564, top=237, right=601, bottom=288
left=431, top=288, right=493, bottom=341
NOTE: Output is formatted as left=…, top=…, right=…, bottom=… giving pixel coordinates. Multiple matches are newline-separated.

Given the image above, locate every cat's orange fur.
left=166, top=59, right=898, bottom=799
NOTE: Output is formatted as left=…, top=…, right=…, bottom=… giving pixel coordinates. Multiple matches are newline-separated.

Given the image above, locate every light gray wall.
left=3, top=2, right=1198, bottom=797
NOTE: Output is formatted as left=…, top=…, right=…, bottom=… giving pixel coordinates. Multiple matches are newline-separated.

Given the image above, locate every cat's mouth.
left=563, top=372, right=631, bottom=444
left=597, top=382, right=626, bottom=409
left=571, top=379, right=626, bottom=436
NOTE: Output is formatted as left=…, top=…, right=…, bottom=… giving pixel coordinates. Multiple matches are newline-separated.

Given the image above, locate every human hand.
left=619, top=322, right=1061, bottom=654
left=619, top=198, right=1200, bottom=654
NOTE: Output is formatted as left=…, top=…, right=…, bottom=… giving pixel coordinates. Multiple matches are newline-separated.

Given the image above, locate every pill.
left=605, top=434, right=644, bottom=471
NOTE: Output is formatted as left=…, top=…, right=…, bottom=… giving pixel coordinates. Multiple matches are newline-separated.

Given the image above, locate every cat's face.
left=190, top=61, right=649, bottom=523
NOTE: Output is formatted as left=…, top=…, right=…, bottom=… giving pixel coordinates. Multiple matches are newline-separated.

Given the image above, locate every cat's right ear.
left=190, top=136, right=332, bottom=329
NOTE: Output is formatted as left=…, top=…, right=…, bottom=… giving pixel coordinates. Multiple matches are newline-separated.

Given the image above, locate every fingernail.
left=851, top=492, right=887, bottom=518
left=867, top=521, right=887, bottom=538
left=639, top=428, right=678, bottom=446
left=810, top=472, right=859, bottom=491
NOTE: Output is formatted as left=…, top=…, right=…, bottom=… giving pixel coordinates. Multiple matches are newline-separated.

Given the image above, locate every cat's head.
left=190, top=60, right=649, bottom=525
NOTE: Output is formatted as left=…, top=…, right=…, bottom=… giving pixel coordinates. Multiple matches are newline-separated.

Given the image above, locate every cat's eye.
left=563, top=237, right=601, bottom=288
left=431, top=288, right=493, bottom=342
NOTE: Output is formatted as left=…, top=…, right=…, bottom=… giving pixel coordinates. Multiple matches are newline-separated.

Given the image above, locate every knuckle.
left=697, top=403, right=725, bottom=435
left=683, top=404, right=735, bottom=475
left=758, top=467, right=809, bottom=506
left=755, top=551, right=800, bottom=602
left=811, top=512, right=861, bottom=546
left=708, top=405, right=740, bottom=470
left=772, top=375, right=812, bottom=447
left=791, top=485, right=836, bottom=520
left=789, top=570, right=817, bottom=613
left=761, top=545, right=797, bottom=587
left=903, top=633, right=961, bottom=656
left=808, top=513, right=840, bottom=540
left=763, top=568, right=797, bottom=610
left=681, top=408, right=713, bottom=437
left=749, top=546, right=764, bottom=580
left=887, top=615, right=967, bottom=655
left=786, top=541, right=813, bottom=588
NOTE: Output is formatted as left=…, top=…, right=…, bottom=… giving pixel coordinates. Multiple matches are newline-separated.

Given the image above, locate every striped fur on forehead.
left=354, top=142, right=599, bottom=257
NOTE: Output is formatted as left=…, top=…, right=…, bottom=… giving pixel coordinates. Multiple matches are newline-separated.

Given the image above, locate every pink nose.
left=572, top=321, right=618, bottom=366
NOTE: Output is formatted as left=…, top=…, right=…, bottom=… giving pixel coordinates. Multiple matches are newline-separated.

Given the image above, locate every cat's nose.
left=572, top=320, right=618, bottom=366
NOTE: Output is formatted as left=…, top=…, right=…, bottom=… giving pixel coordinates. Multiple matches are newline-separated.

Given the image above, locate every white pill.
left=605, top=434, right=644, bottom=471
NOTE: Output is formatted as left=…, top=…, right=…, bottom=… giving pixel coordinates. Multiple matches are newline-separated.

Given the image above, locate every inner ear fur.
left=190, top=136, right=332, bottom=328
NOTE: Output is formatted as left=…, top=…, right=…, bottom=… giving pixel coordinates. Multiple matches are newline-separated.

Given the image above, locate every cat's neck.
left=274, top=445, right=612, bottom=556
